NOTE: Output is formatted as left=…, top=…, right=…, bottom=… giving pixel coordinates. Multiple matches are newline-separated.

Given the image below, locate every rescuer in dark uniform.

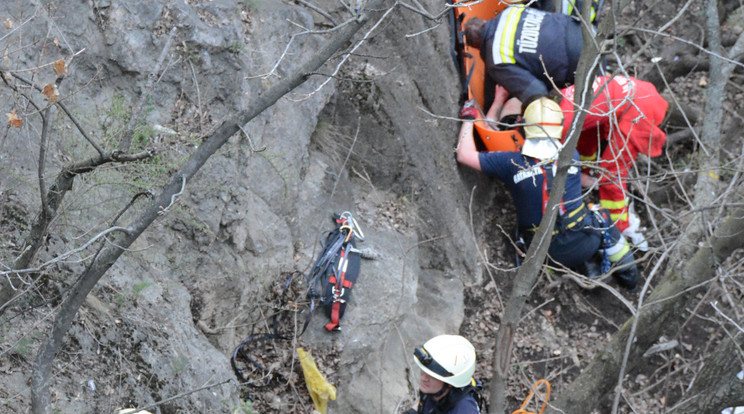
left=463, top=5, right=583, bottom=110
left=486, top=76, right=668, bottom=252
left=456, top=97, right=639, bottom=289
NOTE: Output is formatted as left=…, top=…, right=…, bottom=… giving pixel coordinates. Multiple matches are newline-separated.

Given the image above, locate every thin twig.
left=158, top=175, right=186, bottom=216
left=129, top=378, right=233, bottom=414
left=295, top=0, right=337, bottom=25
left=653, top=60, right=709, bottom=156
left=188, top=59, right=204, bottom=135
left=622, top=0, right=696, bottom=67
left=121, top=27, right=177, bottom=152
left=330, top=117, right=361, bottom=199
left=302, top=3, right=399, bottom=99
left=244, top=19, right=356, bottom=81
left=238, top=125, right=267, bottom=152
left=405, top=21, right=441, bottom=38
left=620, top=26, right=744, bottom=69
left=1, top=226, right=131, bottom=278
left=5, top=60, right=106, bottom=156
left=710, top=302, right=744, bottom=335
left=0, top=14, right=37, bottom=43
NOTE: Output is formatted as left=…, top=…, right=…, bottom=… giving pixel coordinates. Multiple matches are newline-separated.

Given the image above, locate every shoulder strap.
left=539, top=162, right=566, bottom=216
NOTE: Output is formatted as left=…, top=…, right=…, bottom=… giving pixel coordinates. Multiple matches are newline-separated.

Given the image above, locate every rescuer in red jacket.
left=559, top=75, right=667, bottom=248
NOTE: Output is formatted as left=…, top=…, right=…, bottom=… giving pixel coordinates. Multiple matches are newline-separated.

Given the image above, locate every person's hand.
left=623, top=205, right=649, bottom=251
left=580, top=173, right=597, bottom=188
left=494, top=84, right=509, bottom=102
left=460, top=100, right=479, bottom=120
left=623, top=227, right=648, bottom=251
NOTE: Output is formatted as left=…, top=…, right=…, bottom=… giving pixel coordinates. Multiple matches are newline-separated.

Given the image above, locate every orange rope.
left=511, top=379, right=551, bottom=414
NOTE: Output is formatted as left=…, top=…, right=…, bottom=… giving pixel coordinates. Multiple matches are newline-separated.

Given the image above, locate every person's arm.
left=488, top=64, right=548, bottom=104
left=485, top=84, right=510, bottom=121
left=455, top=121, right=482, bottom=171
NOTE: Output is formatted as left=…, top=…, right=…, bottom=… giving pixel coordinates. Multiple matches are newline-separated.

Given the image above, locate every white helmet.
left=413, top=335, right=476, bottom=388
left=521, top=97, right=564, bottom=160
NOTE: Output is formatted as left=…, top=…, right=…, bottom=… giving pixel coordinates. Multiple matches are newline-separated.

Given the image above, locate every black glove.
left=459, top=99, right=478, bottom=120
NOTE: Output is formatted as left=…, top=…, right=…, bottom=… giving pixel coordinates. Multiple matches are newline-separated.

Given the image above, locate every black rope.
left=231, top=271, right=298, bottom=385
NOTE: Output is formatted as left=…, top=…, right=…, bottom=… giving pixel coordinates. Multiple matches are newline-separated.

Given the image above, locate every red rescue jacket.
left=558, top=76, right=668, bottom=231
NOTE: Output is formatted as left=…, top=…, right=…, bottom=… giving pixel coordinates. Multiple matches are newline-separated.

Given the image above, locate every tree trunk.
left=674, top=330, right=744, bottom=413
left=548, top=206, right=744, bottom=413
left=671, top=2, right=744, bottom=263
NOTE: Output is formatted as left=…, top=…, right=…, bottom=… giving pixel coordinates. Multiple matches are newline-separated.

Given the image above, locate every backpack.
left=467, top=378, right=488, bottom=414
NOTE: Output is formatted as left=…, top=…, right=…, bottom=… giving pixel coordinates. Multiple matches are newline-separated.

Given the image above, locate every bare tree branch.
left=0, top=149, right=155, bottom=309
left=4, top=65, right=106, bottom=156
left=295, top=0, right=338, bottom=26
left=37, top=107, right=53, bottom=219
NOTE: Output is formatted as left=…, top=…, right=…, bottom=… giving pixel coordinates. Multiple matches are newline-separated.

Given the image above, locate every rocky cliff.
left=0, top=1, right=495, bottom=412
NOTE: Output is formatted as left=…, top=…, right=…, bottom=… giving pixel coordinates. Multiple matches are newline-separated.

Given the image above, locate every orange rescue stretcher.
left=449, top=0, right=524, bottom=152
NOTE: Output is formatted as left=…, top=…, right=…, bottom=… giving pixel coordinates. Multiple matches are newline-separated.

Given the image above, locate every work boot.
left=573, top=258, right=611, bottom=290
left=613, top=252, right=639, bottom=291
left=578, top=259, right=603, bottom=280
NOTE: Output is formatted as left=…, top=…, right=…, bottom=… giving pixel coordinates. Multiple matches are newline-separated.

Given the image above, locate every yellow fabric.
left=297, top=348, right=336, bottom=414
left=498, top=7, right=524, bottom=64
left=564, top=211, right=587, bottom=229
left=609, top=243, right=631, bottom=262
left=579, top=152, right=597, bottom=162
left=567, top=204, right=586, bottom=219
left=610, top=211, right=629, bottom=223
left=600, top=199, right=628, bottom=210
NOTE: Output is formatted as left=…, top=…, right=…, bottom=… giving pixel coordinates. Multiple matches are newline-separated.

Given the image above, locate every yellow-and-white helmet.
left=522, top=97, right=564, bottom=160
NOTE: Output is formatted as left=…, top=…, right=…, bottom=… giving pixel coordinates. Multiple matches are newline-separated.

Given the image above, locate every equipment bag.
left=307, top=211, right=364, bottom=332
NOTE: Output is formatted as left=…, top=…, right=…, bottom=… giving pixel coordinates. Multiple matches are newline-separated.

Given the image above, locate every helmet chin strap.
left=428, top=384, right=452, bottom=400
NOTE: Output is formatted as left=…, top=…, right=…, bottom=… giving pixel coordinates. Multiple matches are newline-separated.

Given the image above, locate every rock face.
left=0, top=1, right=493, bottom=412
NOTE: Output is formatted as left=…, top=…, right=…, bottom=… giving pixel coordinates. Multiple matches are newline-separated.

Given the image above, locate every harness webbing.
left=540, top=164, right=567, bottom=216
left=595, top=208, right=613, bottom=272
left=522, top=163, right=583, bottom=236
left=325, top=244, right=354, bottom=331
